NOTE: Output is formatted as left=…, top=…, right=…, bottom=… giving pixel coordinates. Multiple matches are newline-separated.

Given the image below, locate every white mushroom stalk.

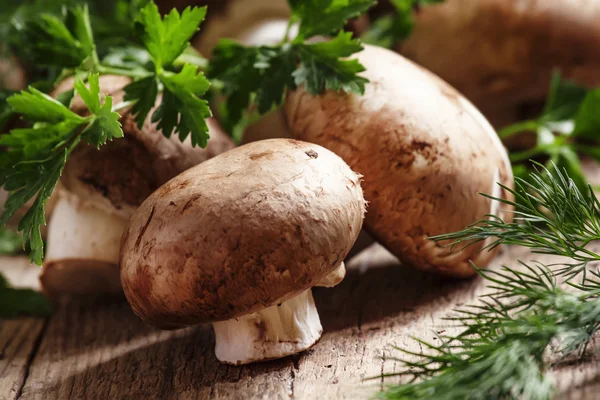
left=42, top=191, right=128, bottom=295
left=213, top=289, right=322, bottom=365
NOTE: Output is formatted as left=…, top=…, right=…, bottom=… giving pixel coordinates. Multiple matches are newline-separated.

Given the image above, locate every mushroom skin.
left=41, top=75, right=235, bottom=296
left=285, top=45, right=514, bottom=278
left=120, top=139, right=366, bottom=364
left=396, top=0, right=600, bottom=127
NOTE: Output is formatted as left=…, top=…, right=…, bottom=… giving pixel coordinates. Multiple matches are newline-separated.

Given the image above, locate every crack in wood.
left=15, top=319, right=49, bottom=400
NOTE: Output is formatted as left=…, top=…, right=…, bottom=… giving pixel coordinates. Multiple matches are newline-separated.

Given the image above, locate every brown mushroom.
left=285, top=45, right=514, bottom=278
left=396, top=0, right=600, bottom=127
left=120, top=139, right=366, bottom=364
left=0, top=53, right=26, bottom=92
left=41, top=75, right=235, bottom=296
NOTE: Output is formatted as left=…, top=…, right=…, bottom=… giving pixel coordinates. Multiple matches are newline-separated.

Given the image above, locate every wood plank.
left=4, top=242, right=600, bottom=399
left=0, top=257, right=47, bottom=400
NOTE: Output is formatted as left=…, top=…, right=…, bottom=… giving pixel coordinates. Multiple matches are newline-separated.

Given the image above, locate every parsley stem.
left=509, top=146, right=545, bottom=162
left=111, top=100, right=136, bottom=113
left=96, top=65, right=153, bottom=79
left=498, top=120, right=539, bottom=139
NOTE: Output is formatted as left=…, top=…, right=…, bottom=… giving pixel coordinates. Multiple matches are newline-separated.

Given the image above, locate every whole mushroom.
left=41, top=75, right=235, bottom=296
left=120, top=139, right=366, bottom=365
left=285, top=45, right=514, bottom=277
left=396, top=0, right=600, bottom=127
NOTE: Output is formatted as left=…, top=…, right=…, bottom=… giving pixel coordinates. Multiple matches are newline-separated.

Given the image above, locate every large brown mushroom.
left=120, top=139, right=366, bottom=364
left=41, top=75, right=235, bottom=296
left=396, top=0, right=600, bottom=127
left=285, top=45, right=514, bottom=278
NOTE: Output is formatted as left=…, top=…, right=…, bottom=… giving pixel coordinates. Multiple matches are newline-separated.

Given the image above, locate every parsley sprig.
left=500, top=73, right=600, bottom=192
left=209, top=0, right=375, bottom=130
left=0, top=2, right=211, bottom=264
left=1, top=74, right=123, bottom=264
left=380, top=166, right=600, bottom=399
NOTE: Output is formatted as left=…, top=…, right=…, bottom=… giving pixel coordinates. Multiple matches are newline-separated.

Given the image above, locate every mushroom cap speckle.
left=120, top=139, right=365, bottom=329
left=285, top=45, right=514, bottom=277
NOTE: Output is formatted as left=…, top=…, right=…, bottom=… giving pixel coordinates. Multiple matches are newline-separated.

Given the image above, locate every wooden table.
left=1, top=241, right=599, bottom=400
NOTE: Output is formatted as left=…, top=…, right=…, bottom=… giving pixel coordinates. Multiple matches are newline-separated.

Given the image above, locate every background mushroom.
left=120, top=139, right=366, bottom=365
left=41, top=75, right=235, bottom=296
left=285, top=45, right=514, bottom=278
left=395, top=0, right=600, bottom=128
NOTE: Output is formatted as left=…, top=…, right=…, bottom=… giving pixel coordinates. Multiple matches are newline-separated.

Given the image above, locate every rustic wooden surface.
left=1, top=241, right=599, bottom=400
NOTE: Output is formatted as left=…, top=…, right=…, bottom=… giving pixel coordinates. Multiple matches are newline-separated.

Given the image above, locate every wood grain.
left=1, top=239, right=599, bottom=399
left=0, top=257, right=47, bottom=400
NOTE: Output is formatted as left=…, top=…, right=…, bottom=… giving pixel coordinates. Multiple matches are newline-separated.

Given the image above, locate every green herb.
left=0, top=2, right=211, bottom=264
left=379, top=266, right=600, bottom=400
left=432, top=162, right=600, bottom=281
left=209, top=0, right=375, bottom=131
left=380, top=165, right=600, bottom=399
left=0, top=274, right=52, bottom=318
left=0, top=227, right=22, bottom=255
left=500, top=73, right=600, bottom=192
left=362, top=0, right=444, bottom=48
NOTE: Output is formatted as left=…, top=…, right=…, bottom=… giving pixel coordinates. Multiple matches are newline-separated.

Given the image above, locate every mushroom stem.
left=42, top=192, right=127, bottom=295
left=212, top=289, right=323, bottom=365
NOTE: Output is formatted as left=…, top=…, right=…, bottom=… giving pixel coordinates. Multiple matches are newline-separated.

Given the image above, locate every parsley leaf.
left=14, top=5, right=98, bottom=69
left=73, top=74, right=124, bottom=146
left=135, top=2, right=206, bottom=68
left=210, top=0, right=375, bottom=128
left=1, top=73, right=123, bottom=264
left=362, top=0, right=444, bottom=48
left=0, top=274, right=52, bottom=318
left=500, top=73, right=600, bottom=193
left=572, top=90, right=600, bottom=140
left=126, top=3, right=212, bottom=143
left=0, top=89, right=15, bottom=132
left=294, top=31, right=368, bottom=95
left=0, top=227, right=22, bottom=255
left=123, top=76, right=159, bottom=128
left=157, top=65, right=211, bottom=146
left=291, top=0, right=376, bottom=39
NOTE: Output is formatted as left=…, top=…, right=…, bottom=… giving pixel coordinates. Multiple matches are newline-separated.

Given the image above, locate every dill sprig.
left=431, top=163, right=600, bottom=281
left=379, top=266, right=600, bottom=400
left=379, top=166, right=600, bottom=399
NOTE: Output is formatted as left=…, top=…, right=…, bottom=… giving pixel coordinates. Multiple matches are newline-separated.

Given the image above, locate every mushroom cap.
left=0, top=53, right=26, bottom=91
left=120, top=139, right=365, bottom=329
left=285, top=45, right=514, bottom=277
left=192, top=0, right=291, bottom=56
left=397, top=0, right=600, bottom=124
left=52, top=75, right=235, bottom=217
